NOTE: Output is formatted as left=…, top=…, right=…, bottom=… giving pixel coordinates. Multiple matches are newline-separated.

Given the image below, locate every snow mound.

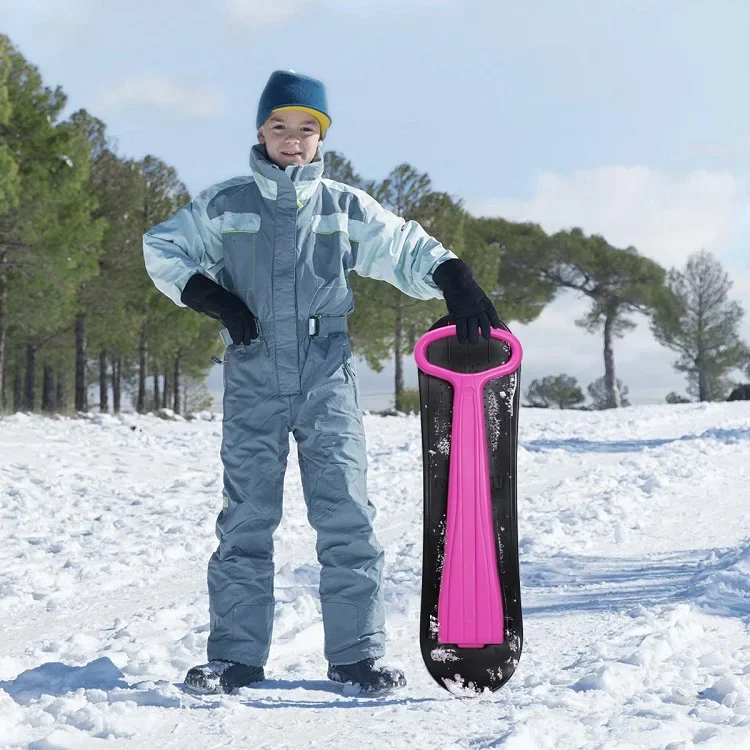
left=696, top=539, right=750, bottom=617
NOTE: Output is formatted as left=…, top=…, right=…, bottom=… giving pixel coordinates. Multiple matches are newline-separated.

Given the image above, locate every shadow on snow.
left=523, top=426, right=750, bottom=454
left=521, top=546, right=743, bottom=619
left=0, top=659, right=438, bottom=708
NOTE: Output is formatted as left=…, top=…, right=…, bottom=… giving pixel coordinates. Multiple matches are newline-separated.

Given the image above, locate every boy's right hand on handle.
left=432, top=259, right=501, bottom=345
left=181, top=273, right=258, bottom=345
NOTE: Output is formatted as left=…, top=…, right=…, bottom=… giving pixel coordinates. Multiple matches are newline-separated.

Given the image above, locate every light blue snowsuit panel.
left=143, top=145, right=455, bottom=665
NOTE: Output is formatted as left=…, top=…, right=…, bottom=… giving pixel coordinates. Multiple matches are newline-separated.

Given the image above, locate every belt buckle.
left=308, top=315, right=320, bottom=337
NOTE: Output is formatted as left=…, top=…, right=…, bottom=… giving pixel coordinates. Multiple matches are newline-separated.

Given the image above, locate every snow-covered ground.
left=1, top=402, right=749, bottom=749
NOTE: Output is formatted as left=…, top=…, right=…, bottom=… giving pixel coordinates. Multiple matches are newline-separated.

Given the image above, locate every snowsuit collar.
left=249, top=144, right=324, bottom=205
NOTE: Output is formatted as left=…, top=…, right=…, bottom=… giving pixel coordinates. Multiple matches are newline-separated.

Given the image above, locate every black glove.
left=180, top=273, right=258, bottom=345
left=432, top=258, right=501, bottom=344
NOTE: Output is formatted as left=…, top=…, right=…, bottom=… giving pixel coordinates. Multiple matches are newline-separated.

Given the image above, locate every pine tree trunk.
left=153, top=369, right=160, bottom=411
left=112, top=356, right=122, bottom=414
left=99, top=349, right=108, bottom=412
left=25, top=343, right=36, bottom=411
left=696, top=353, right=709, bottom=401
left=56, top=373, right=66, bottom=411
left=393, top=303, right=404, bottom=412
left=696, top=281, right=708, bottom=401
left=162, top=369, right=169, bottom=409
left=699, top=373, right=709, bottom=401
left=173, top=349, right=181, bottom=415
left=13, top=347, right=22, bottom=411
left=603, top=312, right=621, bottom=409
left=137, top=327, right=147, bottom=413
left=75, top=314, right=87, bottom=412
left=0, top=250, right=7, bottom=411
left=42, top=364, right=54, bottom=412
left=0, top=343, right=6, bottom=412
left=408, top=323, right=417, bottom=352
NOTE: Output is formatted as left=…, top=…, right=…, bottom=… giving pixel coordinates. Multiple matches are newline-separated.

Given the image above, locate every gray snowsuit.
left=143, top=144, right=456, bottom=666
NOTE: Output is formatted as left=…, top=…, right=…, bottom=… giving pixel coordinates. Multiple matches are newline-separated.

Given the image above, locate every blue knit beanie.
left=256, top=70, right=331, bottom=138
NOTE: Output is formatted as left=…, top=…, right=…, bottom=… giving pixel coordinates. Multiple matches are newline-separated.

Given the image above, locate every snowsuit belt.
left=308, top=315, right=348, bottom=337
left=219, top=315, right=347, bottom=347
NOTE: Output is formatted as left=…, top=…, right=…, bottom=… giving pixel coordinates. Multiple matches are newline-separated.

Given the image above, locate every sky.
left=2, top=0, right=749, bottom=408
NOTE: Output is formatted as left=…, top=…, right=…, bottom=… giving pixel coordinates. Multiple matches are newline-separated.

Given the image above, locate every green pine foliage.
left=0, top=34, right=102, bottom=411
left=0, top=35, right=20, bottom=215
left=665, top=391, right=691, bottom=405
left=469, top=217, right=556, bottom=324
left=0, top=36, right=219, bottom=414
left=526, top=374, right=585, bottom=409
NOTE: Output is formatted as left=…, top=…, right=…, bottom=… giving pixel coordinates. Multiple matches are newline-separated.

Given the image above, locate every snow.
left=1, top=402, right=750, bottom=748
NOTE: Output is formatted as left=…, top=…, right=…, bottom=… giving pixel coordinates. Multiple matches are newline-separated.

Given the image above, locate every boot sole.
left=328, top=675, right=407, bottom=697
left=182, top=679, right=265, bottom=695
left=183, top=669, right=265, bottom=695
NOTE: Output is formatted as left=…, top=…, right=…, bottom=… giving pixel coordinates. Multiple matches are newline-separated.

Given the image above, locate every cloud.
left=97, top=76, right=223, bottom=119
left=467, top=166, right=745, bottom=269
left=224, top=0, right=451, bottom=27
left=224, top=0, right=319, bottom=27
left=0, top=0, right=100, bottom=54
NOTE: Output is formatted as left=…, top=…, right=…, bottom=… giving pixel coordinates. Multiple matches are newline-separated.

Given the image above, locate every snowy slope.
left=1, top=403, right=749, bottom=749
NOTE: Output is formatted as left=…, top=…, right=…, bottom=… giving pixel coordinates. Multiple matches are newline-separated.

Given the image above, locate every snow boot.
left=183, top=659, right=264, bottom=694
left=327, top=657, right=407, bottom=695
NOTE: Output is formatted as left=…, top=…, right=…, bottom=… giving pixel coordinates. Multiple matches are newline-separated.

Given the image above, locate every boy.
left=143, top=70, right=500, bottom=695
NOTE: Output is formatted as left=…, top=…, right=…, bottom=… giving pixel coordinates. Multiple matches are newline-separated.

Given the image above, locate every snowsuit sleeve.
left=349, top=192, right=457, bottom=300
left=142, top=191, right=225, bottom=307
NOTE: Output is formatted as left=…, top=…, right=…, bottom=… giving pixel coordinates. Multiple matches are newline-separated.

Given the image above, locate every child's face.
left=258, top=109, right=322, bottom=168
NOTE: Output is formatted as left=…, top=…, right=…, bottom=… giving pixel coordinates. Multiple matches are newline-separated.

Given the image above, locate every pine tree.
left=0, top=38, right=101, bottom=411
left=505, top=227, right=673, bottom=408
left=526, top=374, right=585, bottom=409
left=652, top=250, right=749, bottom=401
left=0, top=35, right=21, bottom=215
left=352, top=166, right=462, bottom=410
left=588, top=376, right=631, bottom=409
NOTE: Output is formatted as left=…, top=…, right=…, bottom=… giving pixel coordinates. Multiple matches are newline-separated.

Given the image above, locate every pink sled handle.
left=414, top=325, right=523, bottom=386
left=414, top=325, right=523, bottom=648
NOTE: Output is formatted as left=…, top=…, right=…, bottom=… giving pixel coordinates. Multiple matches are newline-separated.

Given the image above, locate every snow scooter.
left=414, top=316, right=523, bottom=694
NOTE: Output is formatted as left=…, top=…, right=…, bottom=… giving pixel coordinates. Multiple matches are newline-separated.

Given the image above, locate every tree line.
left=525, top=249, right=750, bottom=408
left=1, top=35, right=748, bottom=417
